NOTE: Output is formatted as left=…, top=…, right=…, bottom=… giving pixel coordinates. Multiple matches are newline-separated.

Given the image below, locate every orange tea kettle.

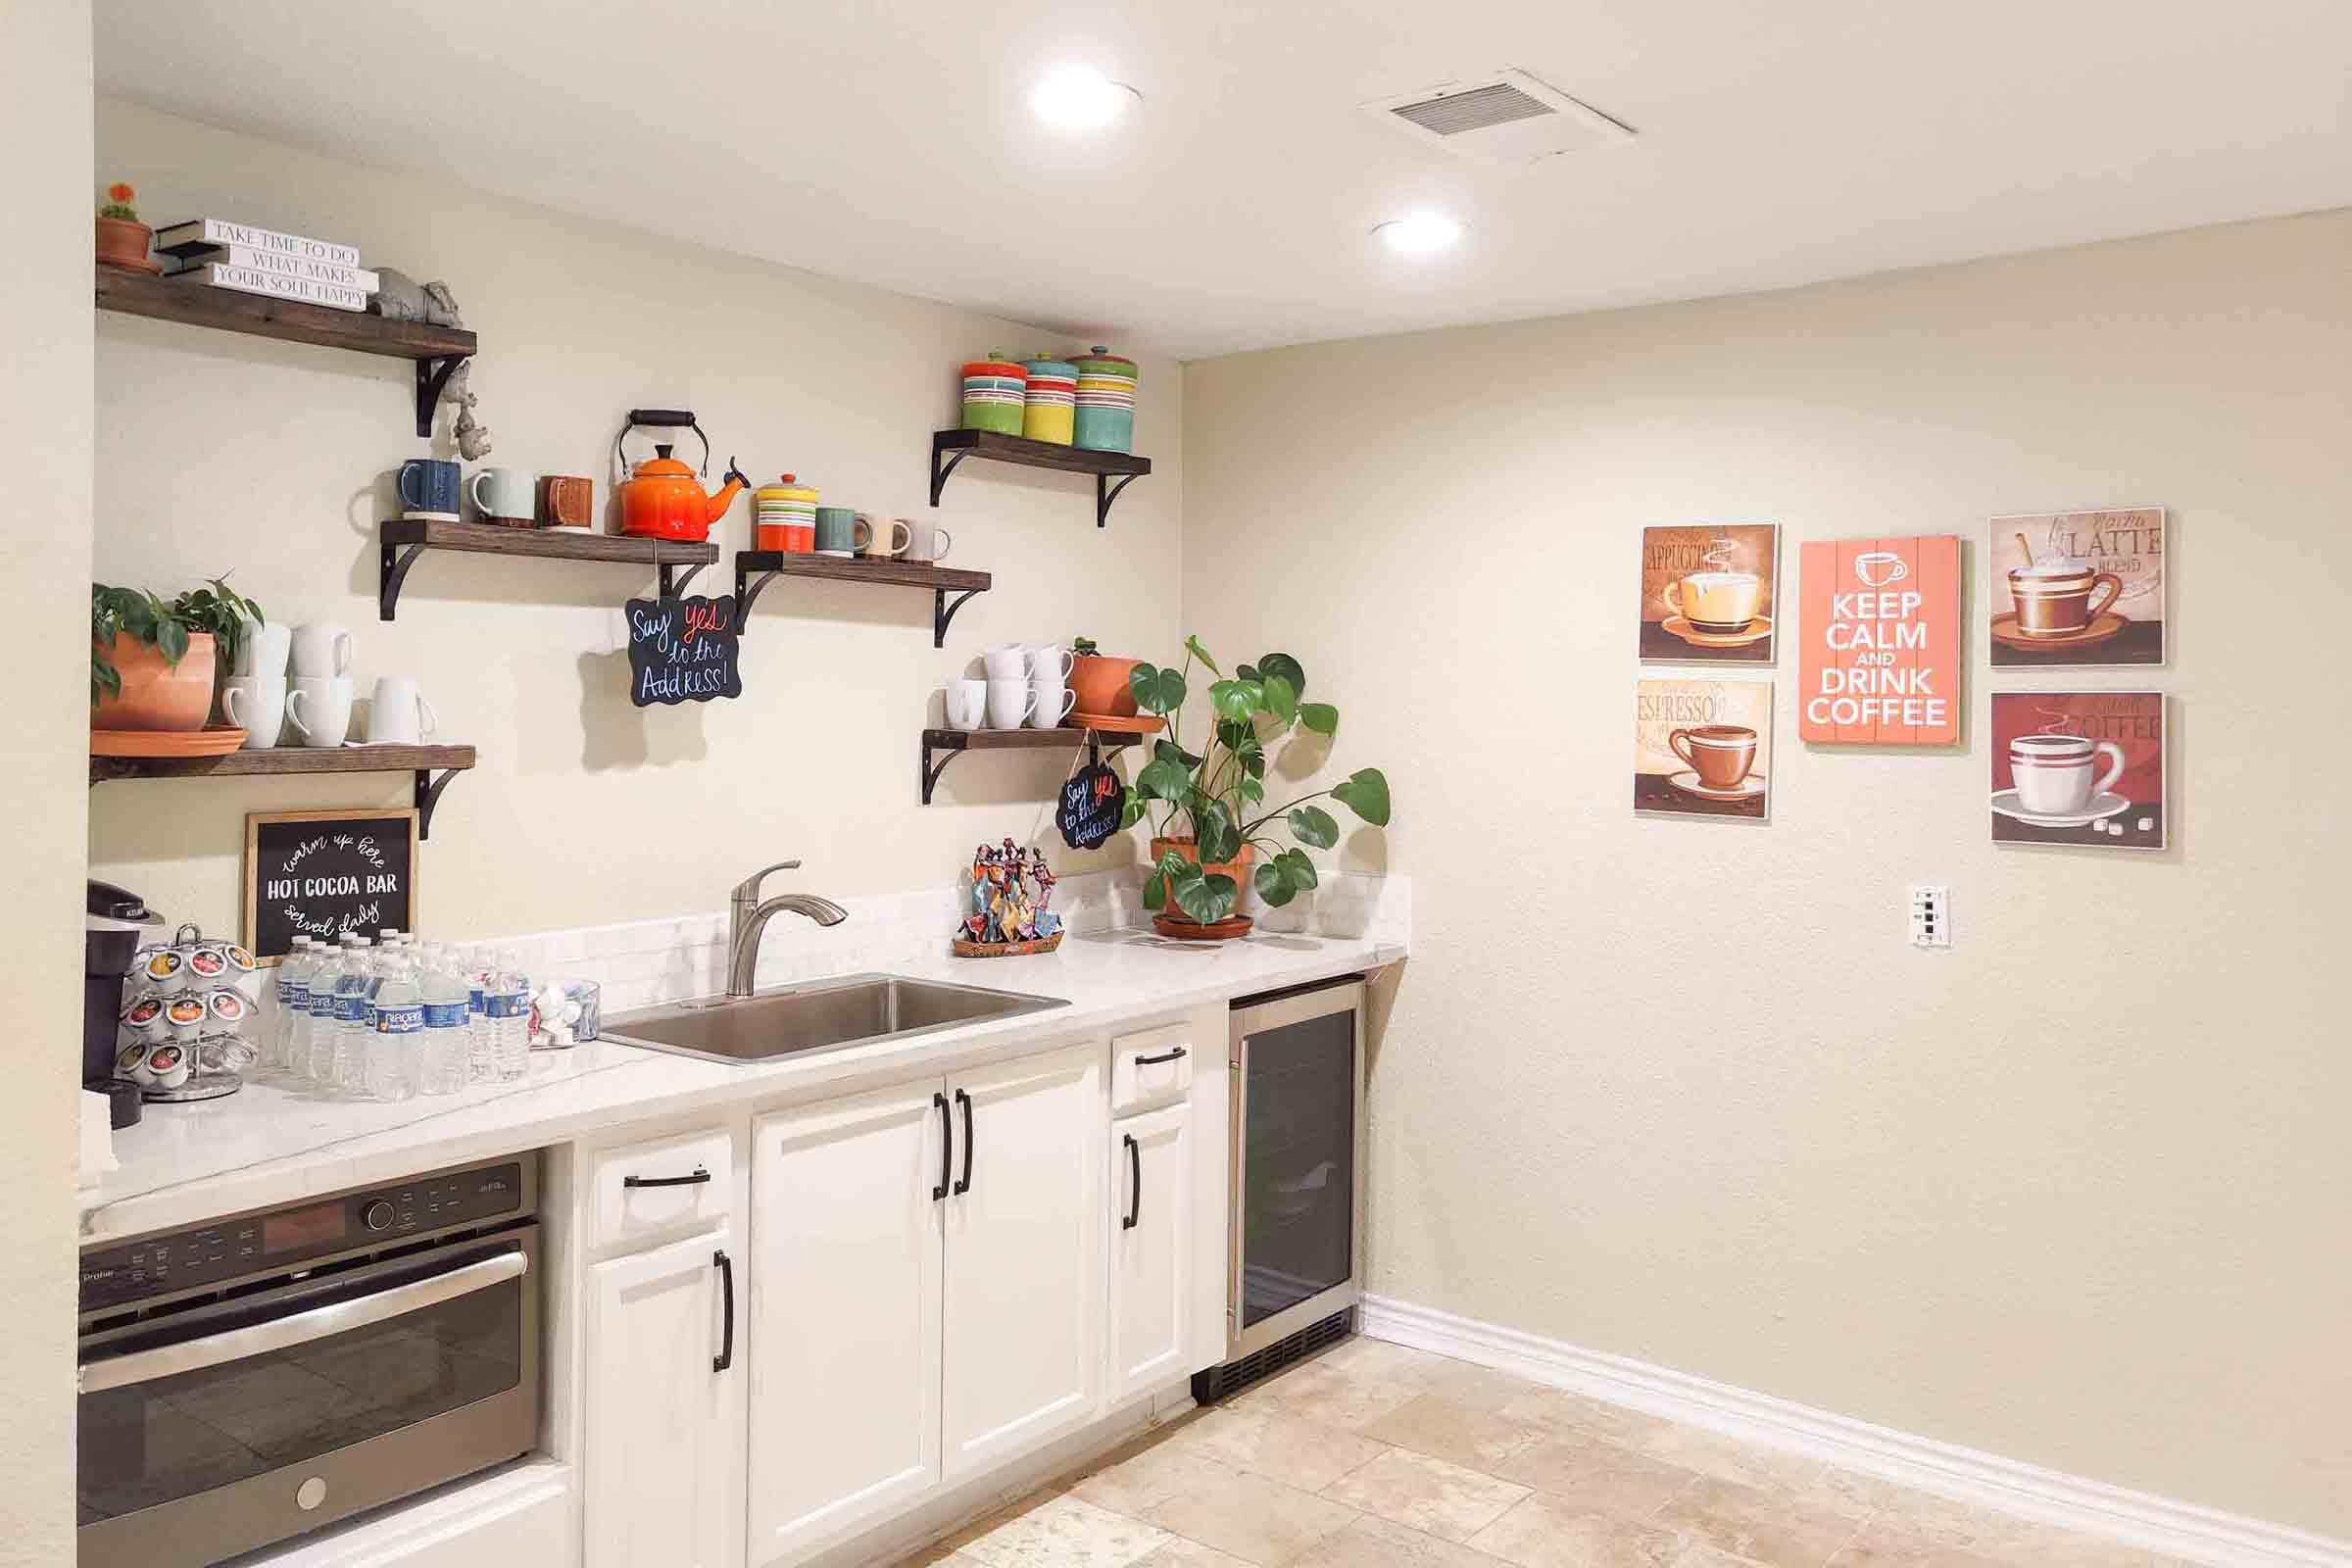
left=613, top=408, right=749, bottom=543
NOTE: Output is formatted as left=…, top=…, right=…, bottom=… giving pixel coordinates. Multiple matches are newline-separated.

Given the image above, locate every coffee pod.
left=186, top=944, right=229, bottom=986
left=205, top=989, right=250, bottom=1031
left=164, top=995, right=208, bottom=1045
left=120, top=994, right=167, bottom=1043
left=223, top=945, right=264, bottom=1001
left=139, top=1042, right=190, bottom=1091
left=138, top=947, right=187, bottom=994
left=115, top=1042, right=149, bottom=1080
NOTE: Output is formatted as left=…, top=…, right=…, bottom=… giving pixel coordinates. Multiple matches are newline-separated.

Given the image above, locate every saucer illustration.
left=1989, top=611, right=2128, bottom=651
left=1989, top=789, right=2131, bottom=828
left=1665, top=769, right=1768, bottom=802
left=1661, top=614, right=1773, bottom=650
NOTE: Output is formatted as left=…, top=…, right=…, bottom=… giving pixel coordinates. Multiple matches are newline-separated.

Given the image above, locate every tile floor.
left=902, top=1338, right=2185, bottom=1568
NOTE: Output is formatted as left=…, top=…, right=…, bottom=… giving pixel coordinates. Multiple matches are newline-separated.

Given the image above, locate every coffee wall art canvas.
left=1635, top=679, right=1773, bottom=820
left=1796, top=534, right=1962, bottom=746
left=1988, top=509, right=2165, bottom=666
left=1641, top=524, right=1780, bottom=663
left=1989, top=691, right=2166, bottom=849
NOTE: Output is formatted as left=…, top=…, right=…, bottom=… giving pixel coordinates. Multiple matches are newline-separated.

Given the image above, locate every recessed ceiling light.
left=1373, top=213, right=1466, bottom=257
left=1031, top=65, right=1140, bottom=130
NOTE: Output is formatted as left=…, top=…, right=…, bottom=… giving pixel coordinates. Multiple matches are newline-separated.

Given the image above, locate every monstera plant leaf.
left=1252, top=848, right=1322, bottom=907
left=1185, top=635, right=1221, bottom=675
left=1298, top=702, right=1339, bottom=736
left=1256, top=652, right=1305, bottom=697
left=1136, top=756, right=1191, bottom=803
left=1129, top=662, right=1187, bottom=715
left=1209, top=678, right=1263, bottom=723
left=1332, top=767, right=1392, bottom=826
left=1189, top=795, right=1244, bottom=863
left=1288, top=804, right=1339, bottom=850
left=1261, top=672, right=1298, bottom=726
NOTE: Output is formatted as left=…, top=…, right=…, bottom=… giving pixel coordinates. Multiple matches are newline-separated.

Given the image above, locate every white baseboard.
left=1358, top=1295, right=2348, bottom=1568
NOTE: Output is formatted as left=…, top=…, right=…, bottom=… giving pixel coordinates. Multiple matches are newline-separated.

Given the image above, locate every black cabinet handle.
left=953, top=1088, right=974, bottom=1196
left=933, top=1092, right=952, bottom=1201
left=711, top=1249, right=735, bottom=1373
left=624, top=1166, right=710, bottom=1190
left=1133, top=1046, right=1188, bottom=1066
left=1122, top=1134, right=1142, bottom=1230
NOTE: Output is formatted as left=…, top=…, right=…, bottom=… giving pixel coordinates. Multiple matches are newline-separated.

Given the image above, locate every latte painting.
left=1988, top=508, right=2166, bottom=667
left=1989, top=691, right=2166, bottom=849
left=1636, top=679, right=1773, bottom=821
left=1641, top=524, right=1780, bottom=663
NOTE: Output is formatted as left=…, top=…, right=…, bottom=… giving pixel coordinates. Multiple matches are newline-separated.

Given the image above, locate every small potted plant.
left=1125, top=637, right=1391, bottom=940
left=92, top=577, right=263, bottom=734
left=1068, top=634, right=1142, bottom=721
left=95, top=181, right=159, bottom=274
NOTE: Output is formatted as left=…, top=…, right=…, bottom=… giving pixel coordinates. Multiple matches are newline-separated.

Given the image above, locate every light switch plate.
left=1910, top=885, right=1949, bottom=948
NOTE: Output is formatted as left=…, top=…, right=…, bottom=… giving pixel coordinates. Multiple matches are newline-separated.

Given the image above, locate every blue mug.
left=397, top=458, right=462, bottom=520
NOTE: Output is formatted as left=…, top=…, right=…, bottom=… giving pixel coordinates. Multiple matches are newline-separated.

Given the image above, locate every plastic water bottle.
left=332, top=938, right=375, bottom=1095
left=272, top=937, right=315, bottom=1069
left=488, top=948, right=531, bottom=1082
left=464, top=944, right=494, bottom=1084
left=419, top=943, right=472, bottom=1095
left=368, top=943, right=422, bottom=1102
left=308, top=936, right=357, bottom=1083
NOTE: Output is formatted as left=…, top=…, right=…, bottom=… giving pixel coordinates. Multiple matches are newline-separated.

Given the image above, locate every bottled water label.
left=374, top=1003, right=424, bottom=1034
left=422, top=1001, right=468, bottom=1029
left=311, top=990, right=339, bottom=1017
left=334, top=994, right=369, bottom=1025
left=469, top=986, right=487, bottom=1014
left=278, top=978, right=305, bottom=1005
left=485, top=991, right=530, bottom=1019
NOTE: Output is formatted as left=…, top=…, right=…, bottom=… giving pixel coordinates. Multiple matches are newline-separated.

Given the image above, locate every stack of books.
left=157, top=218, right=378, bottom=313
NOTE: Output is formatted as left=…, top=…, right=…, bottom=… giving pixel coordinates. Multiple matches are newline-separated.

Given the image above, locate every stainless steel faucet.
left=727, top=860, right=848, bottom=997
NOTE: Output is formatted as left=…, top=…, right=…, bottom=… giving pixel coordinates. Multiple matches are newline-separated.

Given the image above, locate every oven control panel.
left=80, top=1158, right=527, bottom=1314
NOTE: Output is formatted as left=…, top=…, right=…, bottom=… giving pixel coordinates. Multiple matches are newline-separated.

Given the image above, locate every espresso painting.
left=1636, top=679, right=1773, bottom=821
left=1989, top=691, right=2166, bottom=849
left=1988, top=509, right=2166, bottom=667
left=1641, top=524, right=1780, bottom=663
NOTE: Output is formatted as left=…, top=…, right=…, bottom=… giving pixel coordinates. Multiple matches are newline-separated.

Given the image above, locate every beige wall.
left=89, top=97, right=1179, bottom=936
left=1, top=4, right=91, bottom=1563
left=1184, top=211, right=2352, bottom=1537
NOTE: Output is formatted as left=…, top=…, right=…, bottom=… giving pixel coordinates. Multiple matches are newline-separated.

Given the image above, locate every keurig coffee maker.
left=86, top=880, right=161, bottom=1128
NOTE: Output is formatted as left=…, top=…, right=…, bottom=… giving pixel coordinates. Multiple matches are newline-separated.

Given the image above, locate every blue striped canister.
left=959, top=353, right=1028, bottom=436
left=1071, top=345, right=1138, bottom=453
left=1019, top=353, right=1078, bottom=445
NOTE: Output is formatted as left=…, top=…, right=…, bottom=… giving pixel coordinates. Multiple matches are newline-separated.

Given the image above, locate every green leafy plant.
left=99, top=181, right=140, bottom=221
left=1071, top=634, right=1100, bottom=657
left=1125, top=636, right=1392, bottom=924
left=92, top=576, right=264, bottom=706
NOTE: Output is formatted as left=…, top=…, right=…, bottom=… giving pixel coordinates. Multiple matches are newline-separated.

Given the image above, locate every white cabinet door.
left=748, top=1080, right=946, bottom=1565
left=1108, top=1104, right=1193, bottom=1403
left=584, top=1230, right=742, bottom=1568
left=942, top=1041, right=1105, bottom=1480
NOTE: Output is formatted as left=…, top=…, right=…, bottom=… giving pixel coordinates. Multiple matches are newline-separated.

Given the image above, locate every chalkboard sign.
left=626, top=594, right=743, bottom=706
left=242, top=808, right=419, bottom=963
left=1057, top=760, right=1127, bottom=850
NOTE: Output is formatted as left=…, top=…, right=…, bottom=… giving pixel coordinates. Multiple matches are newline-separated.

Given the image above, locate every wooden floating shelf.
left=735, top=552, right=993, bottom=647
left=920, top=726, right=1135, bottom=805
left=97, top=268, right=476, bottom=437
left=380, top=520, right=719, bottom=619
left=89, top=744, right=478, bottom=840
left=929, top=429, right=1152, bottom=527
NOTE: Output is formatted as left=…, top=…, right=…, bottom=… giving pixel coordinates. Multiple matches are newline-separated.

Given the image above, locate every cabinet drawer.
left=1110, top=1023, right=1194, bottom=1115
left=590, top=1127, right=733, bottom=1250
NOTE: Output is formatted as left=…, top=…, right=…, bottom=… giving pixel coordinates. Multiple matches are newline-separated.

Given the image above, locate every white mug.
left=367, top=676, right=438, bottom=744
left=853, top=514, right=911, bottom=559
left=290, top=622, right=354, bottom=680
left=1026, top=678, right=1077, bottom=729
left=286, top=676, right=353, bottom=749
left=985, top=677, right=1037, bottom=730
left=234, top=622, right=291, bottom=677
left=220, top=675, right=288, bottom=750
left=1025, top=643, right=1075, bottom=682
left=981, top=643, right=1029, bottom=680
left=944, top=678, right=987, bottom=732
left=904, top=520, right=954, bottom=564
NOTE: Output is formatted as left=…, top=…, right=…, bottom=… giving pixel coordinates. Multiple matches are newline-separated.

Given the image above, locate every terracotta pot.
left=95, top=217, right=158, bottom=273
left=93, top=632, right=217, bottom=732
left=1070, top=654, right=1140, bottom=718
left=1148, top=836, right=1255, bottom=934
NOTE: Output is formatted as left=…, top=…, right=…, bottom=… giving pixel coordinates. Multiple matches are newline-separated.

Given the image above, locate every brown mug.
left=539, top=474, right=593, bottom=531
left=1668, top=724, right=1757, bottom=790
left=2008, top=564, right=2122, bottom=637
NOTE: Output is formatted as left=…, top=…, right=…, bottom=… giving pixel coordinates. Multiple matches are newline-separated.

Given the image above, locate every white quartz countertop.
left=81, top=926, right=1401, bottom=1246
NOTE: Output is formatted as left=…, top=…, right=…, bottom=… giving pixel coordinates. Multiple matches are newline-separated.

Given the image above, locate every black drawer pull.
left=1122, top=1133, right=1142, bottom=1230
left=712, top=1250, right=735, bottom=1373
left=1133, top=1046, right=1188, bottom=1067
left=933, top=1093, right=952, bottom=1201
left=954, top=1089, right=974, bottom=1196
left=624, top=1165, right=710, bottom=1190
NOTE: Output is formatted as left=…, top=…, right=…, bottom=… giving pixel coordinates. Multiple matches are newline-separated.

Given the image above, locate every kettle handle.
left=614, top=410, right=712, bottom=476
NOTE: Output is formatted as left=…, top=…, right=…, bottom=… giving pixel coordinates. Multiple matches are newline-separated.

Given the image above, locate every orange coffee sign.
left=1796, top=535, right=1961, bottom=745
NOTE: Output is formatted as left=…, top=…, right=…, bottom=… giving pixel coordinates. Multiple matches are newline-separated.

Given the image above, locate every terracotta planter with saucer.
left=95, top=217, right=160, bottom=274
left=1148, top=836, right=1255, bottom=941
left=93, top=631, right=217, bottom=732
left=1070, top=654, right=1141, bottom=719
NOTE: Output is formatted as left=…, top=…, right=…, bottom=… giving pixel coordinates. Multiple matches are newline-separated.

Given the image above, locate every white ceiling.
left=96, top=0, right=2352, bottom=360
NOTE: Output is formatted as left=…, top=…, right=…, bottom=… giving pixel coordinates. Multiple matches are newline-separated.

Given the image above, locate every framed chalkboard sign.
left=242, top=808, right=420, bottom=963
left=626, top=594, right=743, bottom=706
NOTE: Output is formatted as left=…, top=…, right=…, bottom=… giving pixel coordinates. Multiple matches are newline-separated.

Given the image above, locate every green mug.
left=813, top=506, right=858, bottom=557
left=468, top=466, right=536, bottom=525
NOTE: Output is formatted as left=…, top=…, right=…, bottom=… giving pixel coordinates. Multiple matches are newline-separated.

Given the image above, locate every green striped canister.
left=1071, top=345, right=1138, bottom=453
left=959, top=353, right=1028, bottom=435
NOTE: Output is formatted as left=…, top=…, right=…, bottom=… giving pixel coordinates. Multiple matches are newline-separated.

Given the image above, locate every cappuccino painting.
left=1988, top=508, right=2166, bottom=666
left=1641, top=524, right=1780, bottom=663
left=1636, top=679, right=1773, bottom=821
left=1989, top=691, right=2166, bottom=849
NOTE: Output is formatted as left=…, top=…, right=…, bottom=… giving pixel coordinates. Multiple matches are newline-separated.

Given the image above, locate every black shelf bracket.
left=930, top=435, right=970, bottom=508
left=659, top=559, right=706, bottom=599
left=934, top=587, right=984, bottom=649
left=380, top=537, right=429, bottom=621
left=414, top=766, right=464, bottom=840
left=1097, top=472, right=1140, bottom=528
left=413, top=354, right=466, bottom=439
left=735, top=557, right=782, bottom=621
left=920, top=732, right=968, bottom=806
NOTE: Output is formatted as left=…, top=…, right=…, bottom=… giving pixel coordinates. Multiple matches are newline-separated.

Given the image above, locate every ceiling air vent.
left=1363, top=68, right=1633, bottom=164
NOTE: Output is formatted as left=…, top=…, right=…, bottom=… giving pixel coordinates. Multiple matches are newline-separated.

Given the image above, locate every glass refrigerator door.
left=1239, top=1007, right=1356, bottom=1330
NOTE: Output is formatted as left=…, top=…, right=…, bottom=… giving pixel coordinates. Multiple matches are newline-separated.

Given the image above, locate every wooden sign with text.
left=1796, top=535, right=1961, bottom=746
left=243, top=808, right=419, bottom=962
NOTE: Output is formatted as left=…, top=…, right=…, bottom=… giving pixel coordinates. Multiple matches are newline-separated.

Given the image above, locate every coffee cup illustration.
left=1661, top=571, right=1763, bottom=634
left=2007, top=560, right=2123, bottom=637
left=1668, top=724, right=1758, bottom=789
left=1854, top=551, right=1909, bottom=588
left=2008, top=733, right=2126, bottom=814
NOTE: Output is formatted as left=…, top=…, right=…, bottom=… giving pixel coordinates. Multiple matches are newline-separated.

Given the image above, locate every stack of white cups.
left=287, top=624, right=355, bottom=748
left=1023, top=643, right=1077, bottom=729
left=220, top=622, right=293, bottom=750
left=967, top=643, right=1079, bottom=730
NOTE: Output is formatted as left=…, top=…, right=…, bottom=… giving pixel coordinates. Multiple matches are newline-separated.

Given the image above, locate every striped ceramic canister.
left=752, top=473, right=818, bottom=553
left=959, top=354, right=1028, bottom=436
left=1020, top=353, right=1078, bottom=445
left=1071, top=345, right=1138, bottom=453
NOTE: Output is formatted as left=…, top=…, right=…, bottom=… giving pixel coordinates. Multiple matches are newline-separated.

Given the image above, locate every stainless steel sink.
left=602, top=973, right=1067, bottom=1066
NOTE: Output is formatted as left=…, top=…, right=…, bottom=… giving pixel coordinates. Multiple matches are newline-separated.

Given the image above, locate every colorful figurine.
left=956, top=841, right=1064, bottom=948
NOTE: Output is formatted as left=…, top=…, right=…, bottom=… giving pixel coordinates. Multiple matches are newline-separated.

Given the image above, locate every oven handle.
left=77, top=1249, right=528, bottom=1395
